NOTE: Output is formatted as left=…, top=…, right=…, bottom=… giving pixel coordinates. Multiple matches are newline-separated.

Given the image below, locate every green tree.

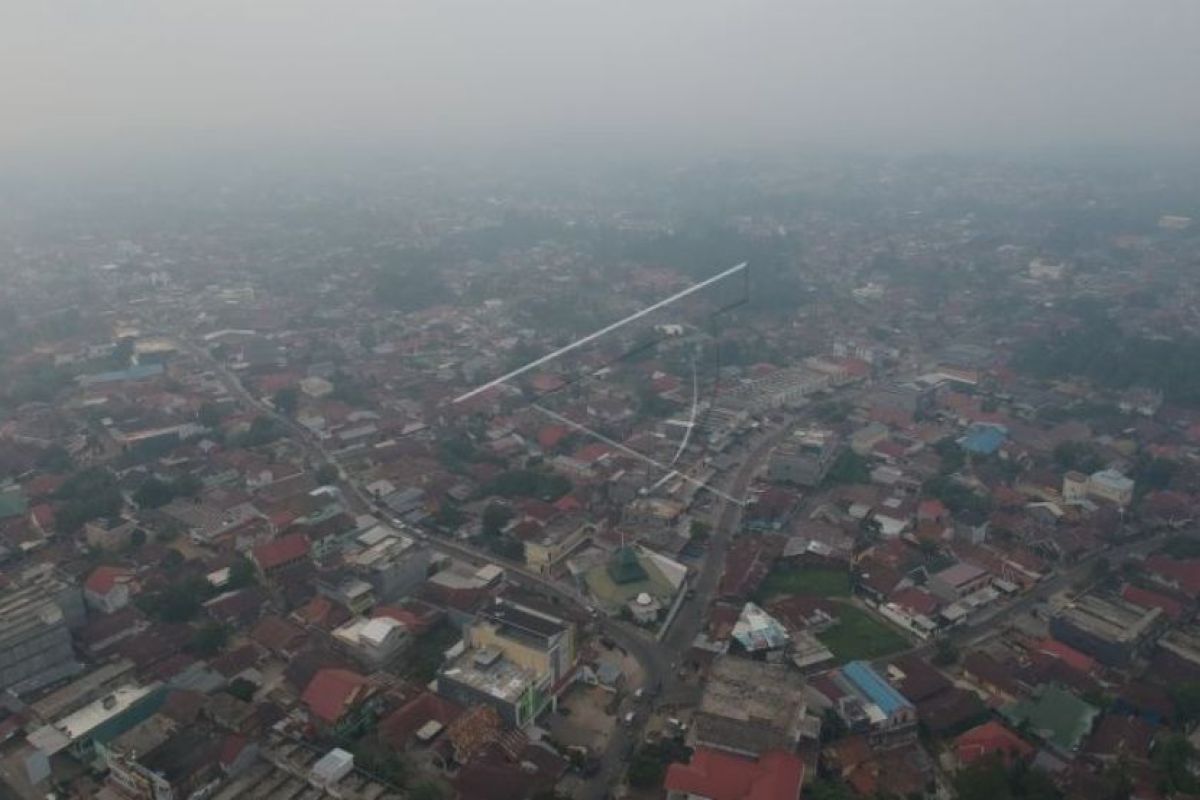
left=1154, top=733, right=1200, bottom=793
left=954, top=756, right=1060, bottom=800
left=171, top=473, right=204, bottom=498
left=807, top=779, right=856, bottom=800
left=820, top=707, right=848, bottom=743
left=315, top=463, right=340, bottom=485
left=162, top=548, right=186, bottom=571
left=273, top=387, right=299, bottom=416
left=55, top=467, right=123, bottom=532
left=482, top=502, right=515, bottom=536
left=36, top=445, right=73, bottom=474
left=134, top=477, right=175, bottom=509
left=823, top=450, right=872, bottom=487
left=689, top=519, right=712, bottom=541
left=226, top=677, right=256, bottom=702
left=627, top=740, right=692, bottom=790
left=111, top=338, right=135, bottom=368
left=197, top=402, right=224, bottom=429
left=128, top=528, right=147, bottom=549
left=933, top=637, right=959, bottom=666
left=933, top=438, right=966, bottom=474
left=187, top=623, right=229, bottom=657
left=408, top=782, right=445, bottom=800
left=1053, top=441, right=1103, bottom=473
left=241, top=416, right=281, bottom=447
left=434, top=502, right=466, bottom=530
left=227, top=556, right=257, bottom=589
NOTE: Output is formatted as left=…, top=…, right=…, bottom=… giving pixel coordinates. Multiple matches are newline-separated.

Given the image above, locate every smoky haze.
left=2, top=0, right=1198, bottom=162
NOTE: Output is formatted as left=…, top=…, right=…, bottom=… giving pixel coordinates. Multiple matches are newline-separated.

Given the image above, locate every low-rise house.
left=691, top=657, right=810, bottom=757
left=301, top=668, right=380, bottom=738
left=927, top=562, right=991, bottom=603
left=1049, top=593, right=1165, bottom=667
left=954, top=720, right=1034, bottom=768
left=664, top=747, right=805, bottom=800
left=1002, top=685, right=1099, bottom=756
left=251, top=532, right=311, bottom=579
left=84, top=566, right=134, bottom=614
left=331, top=616, right=409, bottom=669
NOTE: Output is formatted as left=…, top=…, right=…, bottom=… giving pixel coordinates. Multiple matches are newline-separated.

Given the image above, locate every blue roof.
left=842, top=661, right=913, bottom=716
left=960, top=423, right=1007, bottom=455
left=79, top=363, right=164, bottom=386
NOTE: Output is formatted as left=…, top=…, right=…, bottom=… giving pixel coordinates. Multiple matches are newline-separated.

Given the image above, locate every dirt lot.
left=547, top=683, right=619, bottom=753
left=597, top=640, right=647, bottom=690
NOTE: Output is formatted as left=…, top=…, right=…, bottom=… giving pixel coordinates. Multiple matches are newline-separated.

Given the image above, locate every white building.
left=1087, top=469, right=1134, bottom=507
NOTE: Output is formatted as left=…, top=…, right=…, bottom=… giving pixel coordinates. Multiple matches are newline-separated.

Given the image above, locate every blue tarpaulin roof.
left=842, top=660, right=913, bottom=715
left=960, top=423, right=1007, bottom=455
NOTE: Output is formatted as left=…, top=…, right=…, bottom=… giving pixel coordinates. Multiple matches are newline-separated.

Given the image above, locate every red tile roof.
left=537, top=425, right=569, bottom=451
left=664, top=748, right=804, bottom=800
left=889, top=587, right=941, bottom=617
left=1122, top=584, right=1185, bottom=622
left=302, top=668, right=371, bottom=725
left=378, top=691, right=465, bottom=747
left=1144, top=555, right=1200, bottom=596
left=84, top=565, right=132, bottom=596
left=29, top=503, right=55, bottom=529
left=1033, top=638, right=1097, bottom=674
left=954, top=721, right=1033, bottom=766
left=571, top=442, right=612, bottom=465
left=252, top=532, right=310, bottom=571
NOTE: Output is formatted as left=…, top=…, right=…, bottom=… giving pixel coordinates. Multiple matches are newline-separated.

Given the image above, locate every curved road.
left=180, top=331, right=796, bottom=799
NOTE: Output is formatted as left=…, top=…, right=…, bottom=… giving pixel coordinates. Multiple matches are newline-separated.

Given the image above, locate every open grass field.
left=755, top=565, right=851, bottom=601
left=816, top=602, right=910, bottom=663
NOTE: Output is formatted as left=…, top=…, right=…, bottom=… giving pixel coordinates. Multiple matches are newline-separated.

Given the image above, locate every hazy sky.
left=3, top=1, right=1198, bottom=161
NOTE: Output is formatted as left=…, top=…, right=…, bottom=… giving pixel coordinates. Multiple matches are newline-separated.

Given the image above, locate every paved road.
left=662, top=425, right=795, bottom=657
left=904, top=529, right=1177, bottom=660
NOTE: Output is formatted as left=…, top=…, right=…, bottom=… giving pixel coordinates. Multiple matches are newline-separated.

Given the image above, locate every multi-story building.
left=524, top=516, right=595, bottom=575
left=340, top=523, right=431, bottom=603
left=810, top=661, right=917, bottom=748
left=437, top=647, right=552, bottom=729
left=768, top=428, right=840, bottom=487
left=1086, top=469, right=1135, bottom=507
left=331, top=616, right=410, bottom=669
left=467, top=598, right=577, bottom=688
left=927, top=563, right=991, bottom=602
left=0, top=566, right=86, bottom=696
left=437, top=597, right=578, bottom=728
left=690, top=657, right=810, bottom=758
left=1049, top=594, right=1165, bottom=667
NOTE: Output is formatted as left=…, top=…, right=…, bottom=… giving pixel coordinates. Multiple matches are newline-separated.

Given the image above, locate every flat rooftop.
left=439, top=649, right=536, bottom=704
left=698, top=656, right=806, bottom=732
left=28, top=683, right=158, bottom=755
left=480, top=601, right=567, bottom=644
left=1057, top=594, right=1162, bottom=644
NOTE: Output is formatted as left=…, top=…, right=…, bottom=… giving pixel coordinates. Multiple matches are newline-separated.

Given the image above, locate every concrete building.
left=1049, top=594, right=1165, bottom=667
left=437, top=647, right=551, bottom=729
left=84, top=517, right=138, bottom=551
left=524, top=516, right=595, bottom=575
left=768, top=428, right=841, bottom=487
left=25, top=683, right=166, bottom=770
left=809, top=661, right=917, bottom=749
left=690, top=657, right=810, bottom=758
left=1086, top=469, right=1135, bottom=507
left=341, top=523, right=430, bottom=603
left=466, top=598, right=577, bottom=689
left=1062, top=471, right=1089, bottom=503
left=927, top=563, right=991, bottom=603
left=0, top=567, right=86, bottom=695
left=870, top=381, right=937, bottom=420
left=332, top=616, right=410, bottom=669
